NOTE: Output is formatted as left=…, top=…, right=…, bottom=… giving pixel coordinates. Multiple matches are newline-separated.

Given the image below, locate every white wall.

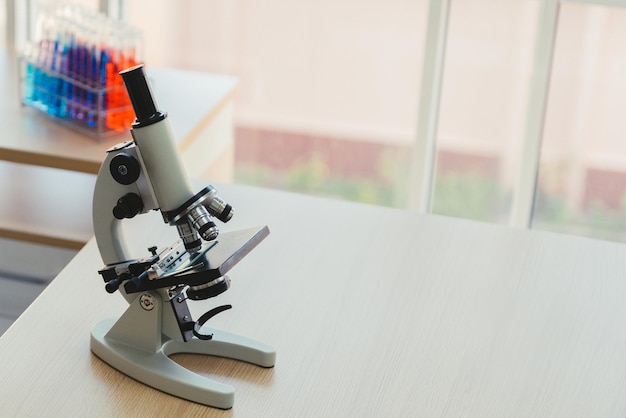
left=128, top=0, right=428, bottom=144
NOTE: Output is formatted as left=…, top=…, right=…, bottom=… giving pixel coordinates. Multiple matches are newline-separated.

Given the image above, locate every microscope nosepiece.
left=165, top=186, right=234, bottom=247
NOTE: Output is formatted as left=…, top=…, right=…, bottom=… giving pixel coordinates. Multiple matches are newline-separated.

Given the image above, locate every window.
left=432, top=0, right=540, bottom=223
left=126, top=0, right=427, bottom=208
left=12, top=0, right=626, bottom=243
left=533, top=2, right=626, bottom=241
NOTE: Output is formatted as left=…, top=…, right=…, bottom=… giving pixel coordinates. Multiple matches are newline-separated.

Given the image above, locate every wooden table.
left=2, top=182, right=626, bottom=416
left=0, top=49, right=237, bottom=248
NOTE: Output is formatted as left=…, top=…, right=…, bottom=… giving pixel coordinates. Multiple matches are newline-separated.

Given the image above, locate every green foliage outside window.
left=236, top=154, right=626, bottom=242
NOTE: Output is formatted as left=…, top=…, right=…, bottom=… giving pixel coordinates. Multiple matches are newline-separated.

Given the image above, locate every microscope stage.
left=127, top=226, right=270, bottom=293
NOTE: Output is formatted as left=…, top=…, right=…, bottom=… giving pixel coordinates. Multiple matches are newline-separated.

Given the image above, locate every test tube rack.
left=20, top=5, right=143, bottom=140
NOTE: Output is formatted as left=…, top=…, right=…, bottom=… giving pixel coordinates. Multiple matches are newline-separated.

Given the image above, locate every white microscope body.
left=90, top=65, right=275, bottom=409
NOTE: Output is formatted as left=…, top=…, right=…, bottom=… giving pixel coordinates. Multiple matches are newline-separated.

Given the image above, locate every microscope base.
left=91, top=314, right=275, bottom=409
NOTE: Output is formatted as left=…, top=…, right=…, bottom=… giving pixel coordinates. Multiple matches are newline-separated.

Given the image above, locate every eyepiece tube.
left=120, top=64, right=194, bottom=212
left=120, top=64, right=166, bottom=127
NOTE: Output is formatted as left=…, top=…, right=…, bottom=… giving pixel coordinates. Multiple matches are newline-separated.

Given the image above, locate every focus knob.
left=113, top=193, right=144, bottom=219
left=110, top=153, right=141, bottom=185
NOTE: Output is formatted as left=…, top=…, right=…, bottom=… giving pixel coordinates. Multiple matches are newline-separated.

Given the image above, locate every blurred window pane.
left=432, top=0, right=539, bottom=223
left=533, top=2, right=626, bottom=242
left=0, top=0, right=5, bottom=47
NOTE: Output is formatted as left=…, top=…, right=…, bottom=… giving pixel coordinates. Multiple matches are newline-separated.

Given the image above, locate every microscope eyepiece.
left=120, top=64, right=166, bottom=127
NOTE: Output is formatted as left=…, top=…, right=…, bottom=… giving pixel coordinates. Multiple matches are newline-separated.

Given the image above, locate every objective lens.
left=176, top=222, right=201, bottom=253
left=187, top=205, right=219, bottom=241
left=205, top=195, right=233, bottom=223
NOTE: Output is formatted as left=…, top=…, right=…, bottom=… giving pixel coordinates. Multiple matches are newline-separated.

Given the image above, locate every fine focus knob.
left=113, top=193, right=144, bottom=219
left=110, top=153, right=141, bottom=185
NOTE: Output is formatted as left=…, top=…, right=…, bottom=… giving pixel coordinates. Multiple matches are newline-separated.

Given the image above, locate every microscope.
left=90, top=65, right=275, bottom=409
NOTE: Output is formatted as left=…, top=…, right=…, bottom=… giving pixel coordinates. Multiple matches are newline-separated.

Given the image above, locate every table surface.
left=0, top=49, right=237, bottom=173
left=2, top=183, right=626, bottom=417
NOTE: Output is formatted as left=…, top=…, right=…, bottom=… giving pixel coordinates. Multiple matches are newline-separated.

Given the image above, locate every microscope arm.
left=93, top=141, right=158, bottom=266
left=93, top=154, right=133, bottom=265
